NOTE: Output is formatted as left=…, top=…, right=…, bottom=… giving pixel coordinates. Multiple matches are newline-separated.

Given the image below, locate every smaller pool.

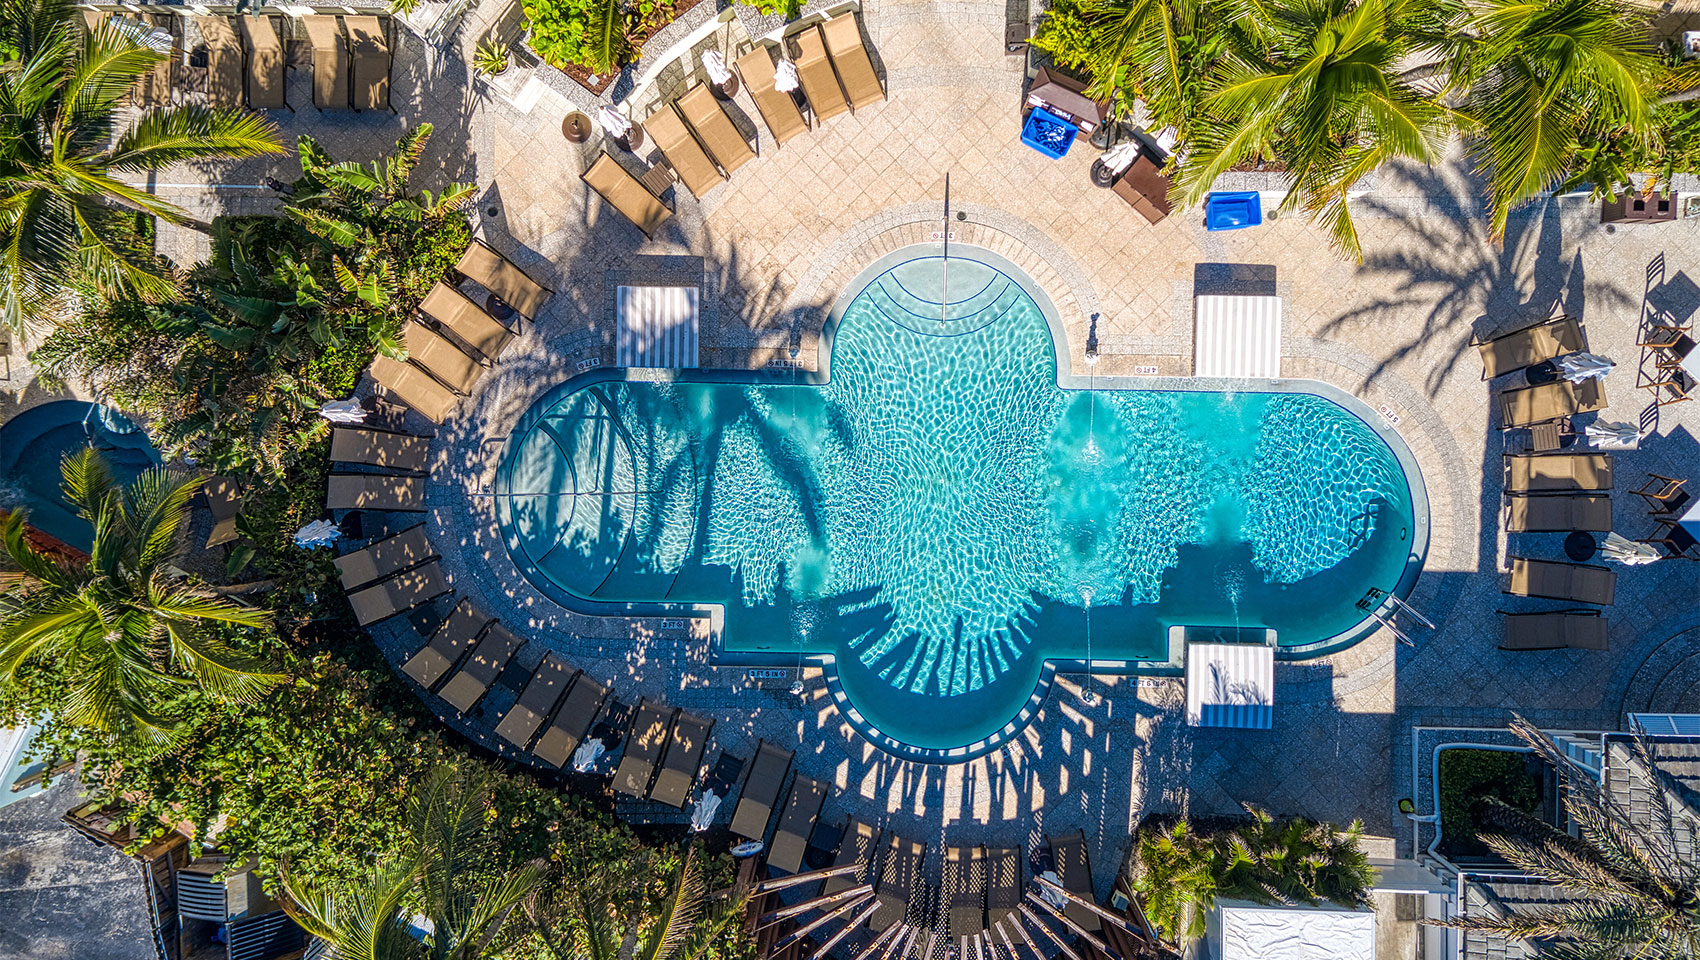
left=0, top=401, right=161, bottom=551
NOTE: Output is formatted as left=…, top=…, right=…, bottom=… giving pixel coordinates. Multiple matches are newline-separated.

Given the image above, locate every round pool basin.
left=0, top=401, right=160, bottom=552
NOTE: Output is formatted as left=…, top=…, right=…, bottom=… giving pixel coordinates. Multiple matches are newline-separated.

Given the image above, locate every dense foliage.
left=1032, top=0, right=1700, bottom=255
left=1127, top=806, right=1377, bottom=946
left=34, top=126, right=472, bottom=478
left=1437, top=747, right=1544, bottom=859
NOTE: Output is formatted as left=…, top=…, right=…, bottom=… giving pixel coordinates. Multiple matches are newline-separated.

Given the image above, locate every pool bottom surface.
left=497, top=252, right=1424, bottom=756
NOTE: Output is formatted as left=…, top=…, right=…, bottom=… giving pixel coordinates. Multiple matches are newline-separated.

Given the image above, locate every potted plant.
left=475, top=38, right=512, bottom=76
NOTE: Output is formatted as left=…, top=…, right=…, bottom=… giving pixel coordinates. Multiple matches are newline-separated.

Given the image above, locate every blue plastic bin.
left=1205, top=191, right=1263, bottom=231
left=1021, top=106, right=1079, bottom=160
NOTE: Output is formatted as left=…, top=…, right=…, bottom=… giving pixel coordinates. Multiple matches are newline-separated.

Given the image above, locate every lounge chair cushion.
left=642, top=107, right=723, bottom=200
left=1478, top=316, right=1585, bottom=379
left=824, top=819, right=881, bottom=896
left=1505, top=556, right=1616, bottom=605
left=1502, top=612, right=1608, bottom=650
left=730, top=741, right=794, bottom=840
left=330, top=427, right=429, bottom=473
left=371, top=354, right=459, bottom=424
left=533, top=674, right=609, bottom=767
left=737, top=46, right=808, bottom=145
left=418, top=282, right=514, bottom=362
left=613, top=701, right=677, bottom=797
left=495, top=653, right=577, bottom=748
left=455, top=242, right=551, bottom=320
left=344, top=16, right=389, bottom=111
left=403, top=320, right=483, bottom=395
left=791, top=26, right=848, bottom=121
left=1050, top=831, right=1100, bottom=932
left=1506, top=453, right=1613, bottom=493
left=649, top=711, right=713, bottom=808
left=346, top=560, right=448, bottom=625
left=819, top=13, right=884, bottom=110
left=237, top=15, right=285, bottom=109
left=768, top=775, right=826, bottom=873
left=401, top=598, right=491, bottom=688
left=871, top=835, right=924, bottom=931
left=677, top=85, right=756, bottom=176
left=439, top=622, right=526, bottom=713
left=325, top=473, right=424, bottom=512
left=1499, top=379, right=1606, bottom=428
left=302, top=16, right=348, bottom=110
left=1506, top=495, right=1612, bottom=533
left=333, top=524, right=434, bottom=590
left=581, top=155, right=673, bottom=238
left=198, top=18, right=244, bottom=107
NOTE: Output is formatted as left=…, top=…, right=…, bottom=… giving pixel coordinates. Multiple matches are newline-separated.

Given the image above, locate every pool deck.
left=29, top=0, right=1700, bottom=903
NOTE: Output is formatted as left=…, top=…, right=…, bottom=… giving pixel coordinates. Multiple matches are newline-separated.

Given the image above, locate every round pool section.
left=0, top=401, right=161, bottom=552
left=495, top=245, right=1429, bottom=760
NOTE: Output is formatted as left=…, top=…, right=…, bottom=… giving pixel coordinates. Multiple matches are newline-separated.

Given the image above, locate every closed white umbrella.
left=1554, top=352, right=1615, bottom=382
left=571, top=738, right=605, bottom=772
left=1098, top=142, right=1141, bottom=176
left=1583, top=420, right=1640, bottom=449
left=319, top=399, right=366, bottom=423
left=701, top=50, right=733, bottom=86
left=1601, top=532, right=1662, bottom=565
left=599, top=106, right=631, bottom=138
left=774, top=59, right=800, bottom=93
left=690, top=790, right=722, bottom=832
left=293, top=519, right=341, bottom=548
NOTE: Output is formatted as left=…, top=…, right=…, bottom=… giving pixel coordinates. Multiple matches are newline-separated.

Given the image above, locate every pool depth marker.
left=941, top=172, right=950, bottom=325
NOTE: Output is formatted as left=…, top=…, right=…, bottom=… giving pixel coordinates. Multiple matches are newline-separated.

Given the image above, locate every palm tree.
left=1174, top=0, right=1452, bottom=259
left=0, top=0, right=283, bottom=331
left=528, top=847, right=745, bottom=960
left=281, top=764, right=546, bottom=960
left=1441, top=716, right=1700, bottom=955
left=1440, top=0, right=1664, bottom=239
left=1077, top=0, right=1222, bottom=142
left=0, top=448, right=277, bottom=742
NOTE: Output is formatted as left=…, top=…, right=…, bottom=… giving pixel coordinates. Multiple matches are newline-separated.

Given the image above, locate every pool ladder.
left=1357, top=588, right=1435, bottom=647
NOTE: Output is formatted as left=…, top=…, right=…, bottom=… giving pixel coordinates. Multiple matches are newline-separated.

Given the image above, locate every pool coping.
left=491, top=242, right=1432, bottom=763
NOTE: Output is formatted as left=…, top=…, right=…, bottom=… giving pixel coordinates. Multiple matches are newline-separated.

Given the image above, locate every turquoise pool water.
left=0, top=401, right=160, bottom=552
left=497, top=250, right=1424, bottom=756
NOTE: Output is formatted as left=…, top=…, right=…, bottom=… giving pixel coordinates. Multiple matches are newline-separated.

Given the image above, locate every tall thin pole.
left=941, top=172, right=950, bottom=324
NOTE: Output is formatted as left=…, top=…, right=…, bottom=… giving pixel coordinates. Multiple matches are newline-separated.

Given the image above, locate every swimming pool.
left=496, top=246, right=1427, bottom=759
left=0, top=401, right=161, bottom=552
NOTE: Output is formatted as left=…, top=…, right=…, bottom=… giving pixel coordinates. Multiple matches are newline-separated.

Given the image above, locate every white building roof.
left=1213, top=902, right=1375, bottom=960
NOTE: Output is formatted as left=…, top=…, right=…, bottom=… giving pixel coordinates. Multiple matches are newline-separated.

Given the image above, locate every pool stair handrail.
left=1356, top=594, right=1416, bottom=647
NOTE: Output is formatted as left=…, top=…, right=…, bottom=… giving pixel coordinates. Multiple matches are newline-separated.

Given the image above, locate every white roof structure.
left=1194, top=294, right=1283, bottom=378
left=617, top=285, right=699, bottom=368
left=1210, top=902, right=1375, bottom=960
left=1185, top=642, right=1274, bottom=729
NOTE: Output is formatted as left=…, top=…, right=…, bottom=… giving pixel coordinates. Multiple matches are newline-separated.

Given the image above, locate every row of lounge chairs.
left=611, top=699, right=718, bottom=808
left=1501, top=556, right=1615, bottom=649
left=301, top=14, right=392, bottom=112
left=1503, top=453, right=1614, bottom=533
left=579, top=11, right=885, bottom=238
left=1476, top=315, right=1585, bottom=380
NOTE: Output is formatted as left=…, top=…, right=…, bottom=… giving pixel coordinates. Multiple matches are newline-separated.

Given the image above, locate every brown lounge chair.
left=202, top=476, right=241, bottom=548
left=790, top=25, right=848, bottom=122
left=1499, top=379, right=1606, bottom=428
left=495, top=653, right=578, bottom=749
left=642, top=107, right=723, bottom=200
left=768, top=775, right=826, bottom=874
left=730, top=740, right=794, bottom=840
left=1049, top=830, right=1100, bottom=932
left=135, top=14, right=177, bottom=107
left=344, top=15, right=390, bottom=112
left=581, top=154, right=673, bottom=238
left=649, top=710, right=713, bottom=808
left=1477, top=316, right=1584, bottom=379
left=823, top=818, right=881, bottom=896
left=330, top=427, right=429, bottom=473
left=1112, top=152, right=1173, bottom=225
left=533, top=674, right=609, bottom=767
left=984, top=846, right=1021, bottom=929
left=418, top=282, right=514, bottom=362
left=237, top=15, right=286, bottom=110
left=401, top=598, right=491, bottom=688
left=455, top=241, right=551, bottom=320
left=438, top=621, right=526, bottom=713
left=737, top=46, right=808, bottom=145
left=302, top=16, right=348, bottom=110
left=1506, top=495, right=1612, bottom=533
left=402, top=320, right=483, bottom=396
left=871, top=834, right=924, bottom=931
left=198, top=18, right=244, bottom=108
left=677, top=85, right=755, bottom=176
left=333, top=524, right=433, bottom=590
left=1506, top=453, right=1613, bottom=493
left=371, top=354, right=459, bottom=424
left=346, top=560, right=449, bottom=625
left=945, top=845, right=986, bottom=944
left=613, top=700, right=678, bottom=798
left=1501, top=610, right=1608, bottom=650
left=325, top=474, right=424, bottom=512
left=820, top=13, right=885, bottom=110
left=1505, top=556, right=1616, bottom=605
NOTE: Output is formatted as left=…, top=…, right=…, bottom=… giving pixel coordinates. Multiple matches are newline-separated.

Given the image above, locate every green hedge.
left=1438, top=748, right=1544, bottom=859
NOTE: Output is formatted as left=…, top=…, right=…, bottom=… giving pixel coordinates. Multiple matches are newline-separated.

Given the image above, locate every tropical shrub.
left=1437, top=748, right=1543, bottom=859
left=1127, top=806, right=1377, bottom=946
left=524, top=0, right=629, bottom=74
left=1030, top=0, right=1096, bottom=72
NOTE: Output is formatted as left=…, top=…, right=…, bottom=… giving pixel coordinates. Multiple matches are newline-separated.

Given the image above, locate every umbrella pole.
left=942, top=173, right=950, bottom=325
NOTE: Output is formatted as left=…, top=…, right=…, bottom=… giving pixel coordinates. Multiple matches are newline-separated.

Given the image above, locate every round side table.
left=562, top=112, right=592, bottom=143
left=1564, top=531, right=1598, bottom=562
left=711, top=75, right=741, bottom=100
left=484, top=294, right=518, bottom=323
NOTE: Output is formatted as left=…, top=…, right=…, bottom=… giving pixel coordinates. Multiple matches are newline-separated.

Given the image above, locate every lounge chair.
left=401, top=598, right=491, bottom=688
left=871, top=834, right=924, bottom=931
left=730, top=740, right=794, bottom=840
left=81, top=9, right=106, bottom=33
left=455, top=241, right=552, bottom=320
left=737, top=46, right=808, bottom=145
left=403, top=320, right=483, bottom=396
left=790, top=25, right=848, bottom=121
left=301, top=16, right=348, bottom=110
left=346, top=560, right=448, bottom=625
left=533, top=673, right=609, bottom=767
left=1499, top=379, right=1606, bottom=428
left=1049, top=830, right=1100, bottom=932
left=330, top=427, right=429, bottom=473
left=1505, top=556, right=1616, bottom=605
left=371, top=354, right=459, bottom=424
left=418, top=282, right=514, bottom=362
left=1476, top=316, right=1584, bottom=379
left=496, top=653, right=578, bottom=749
left=984, top=846, right=1021, bottom=928
left=236, top=15, right=286, bottom=110
left=945, top=845, right=986, bottom=945
left=202, top=476, right=241, bottom=549
left=823, top=818, right=881, bottom=896
left=1506, top=495, right=1612, bottom=533
left=198, top=18, right=244, bottom=108
left=768, top=775, right=826, bottom=873
left=641, top=106, right=723, bottom=200
left=1501, top=610, right=1608, bottom=650
left=819, top=13, right=884, bottom=110
left=649, top=710, right=713, bottom=808
left=677, top=85, right=755, bottom=176
left=1641, top=518, right=1700, bottom=558
left=613, top=699, right=678, bottom=798
left=438, top=621, right=526, bottom=713
left=344, top=15, right=390, bottom=111
left=581, top=154, right=673, bottom=238
left=135, top=14, right=177, bottom=107
left=333, top=524, right=433, bottom=590
left=326, top=474, right=424, bottom=512
left=1506, top=453, right=1613, bottom=493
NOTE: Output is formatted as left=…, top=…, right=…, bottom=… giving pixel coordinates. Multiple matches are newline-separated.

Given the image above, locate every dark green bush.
left=1438, top=748, right=1543, bottom=859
